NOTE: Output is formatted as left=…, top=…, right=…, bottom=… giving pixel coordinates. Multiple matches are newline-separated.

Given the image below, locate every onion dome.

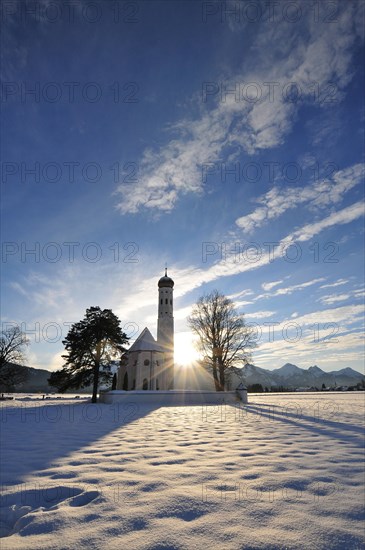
left=158, top=268, right=174, bottom=288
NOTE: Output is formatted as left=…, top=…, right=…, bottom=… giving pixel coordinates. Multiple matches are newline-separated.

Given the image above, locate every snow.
left=307, top=366, right=323, bottom=378
left=1, top=393, right=364, bottom=549
left=273, top=364, right=302, bottom=377
left=336, top=368, right=362, bottom=378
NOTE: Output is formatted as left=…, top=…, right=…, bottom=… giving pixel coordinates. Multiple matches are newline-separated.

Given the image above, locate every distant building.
left=116, top=270, right=174, bottom=391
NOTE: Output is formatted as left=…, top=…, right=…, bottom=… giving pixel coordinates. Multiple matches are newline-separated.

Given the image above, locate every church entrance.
left=123, top=372, right=128, bottom=391
left=142, top=378, right=148, bottom=390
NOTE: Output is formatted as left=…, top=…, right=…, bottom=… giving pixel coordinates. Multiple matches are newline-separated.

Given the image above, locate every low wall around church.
left=99, top=389, right=246, bottom=405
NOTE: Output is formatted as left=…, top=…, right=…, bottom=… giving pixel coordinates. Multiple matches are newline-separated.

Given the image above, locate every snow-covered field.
left=1, top=393, right=364, bottom=549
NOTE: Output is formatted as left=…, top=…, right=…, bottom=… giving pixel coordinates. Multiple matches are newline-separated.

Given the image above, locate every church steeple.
left=158, top=269, right=174, bottom=289
left=157, top=269, right=174, bottom=389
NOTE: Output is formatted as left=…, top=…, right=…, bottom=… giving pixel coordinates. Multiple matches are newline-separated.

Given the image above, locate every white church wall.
left=99, top=390, right=241, bottom=405
left=121, top=350, right=167, bottom=391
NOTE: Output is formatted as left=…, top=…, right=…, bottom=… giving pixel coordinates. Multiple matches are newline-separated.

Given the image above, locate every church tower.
left=157, top=268, right=174, bottom=389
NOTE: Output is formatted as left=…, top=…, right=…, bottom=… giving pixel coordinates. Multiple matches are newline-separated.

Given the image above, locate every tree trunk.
left=218, top=358, right=225, bottom=391
left=92, top=362, right=99, bottom=403
left=212, top=360, right=221, bottom=391
left=92, top=344, right=101, bottom=403
left=212, top=359, right=224, bottom=391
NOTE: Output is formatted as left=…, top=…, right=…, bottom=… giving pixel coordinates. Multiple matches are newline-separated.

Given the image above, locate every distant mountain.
left=231, top=363, right=365, bottom=389
left=233, top=364, right=277, bottom=388
left=0, top=363, right=54, bottom=393
left=2, top=362, right=364, bottom=393
left=272, top=363, right=303, bottom=377
left=0, top=364, right=91, bottom=393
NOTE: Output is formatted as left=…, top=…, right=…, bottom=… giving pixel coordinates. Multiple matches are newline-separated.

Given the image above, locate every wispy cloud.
left=115, top=5, right=363, bottom=214
left=283, top=200, right=364, bottom=243
left=117, top=201, right=365, bottom=319
left=235, top=163, right=364, bottom=233
left=228, top=289, right=254, bottom=300
left=261, top=280, right=284, bottom=292
left=319, top=294, right=351, bottom=305
left=320, top=278, right=349, bottom=289
left=256, top=278, right=325, bottom=300
left=245, top=311, right=276, bottom=319
left=318, top=285, right=365, bottom=305
left=252, top=303, right=364, bottom=370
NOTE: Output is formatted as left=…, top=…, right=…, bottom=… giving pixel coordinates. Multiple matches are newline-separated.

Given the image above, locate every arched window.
left=170, top=299, right=172, bottom=305
left=160, top=299, right=162, bottom=304
left=165, top=298, right=168, bottom=304
left=123, top=372, right=128, bottom=391
left=142, top=378, right=148, bottom=390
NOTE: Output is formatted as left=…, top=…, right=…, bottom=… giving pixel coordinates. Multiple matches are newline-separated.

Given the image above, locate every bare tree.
left=188, top=290, right=256, bottom=391
left=0, top=326, right=29, bottom=390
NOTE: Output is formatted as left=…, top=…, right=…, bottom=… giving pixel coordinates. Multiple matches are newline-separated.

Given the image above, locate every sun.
left=174, top=331, right=200, bottom=367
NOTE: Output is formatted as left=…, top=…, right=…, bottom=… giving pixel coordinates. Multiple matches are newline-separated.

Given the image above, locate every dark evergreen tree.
left=248, top=383, right=264, bottom=393
left=48, top=307, right=128, bottom=403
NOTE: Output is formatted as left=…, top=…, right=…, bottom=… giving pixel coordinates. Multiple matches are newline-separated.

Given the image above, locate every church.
left=116, top=269, right=175, bottom=391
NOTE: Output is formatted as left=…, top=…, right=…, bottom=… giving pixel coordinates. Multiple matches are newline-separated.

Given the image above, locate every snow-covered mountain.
left=272, top=363, right=303, bottom=378
left=232, top=363, right=365, bottom=389
left=234, top=364, right=278, bottom=388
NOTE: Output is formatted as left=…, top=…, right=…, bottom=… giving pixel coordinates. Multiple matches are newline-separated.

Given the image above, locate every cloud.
left=120, top=200, right=364, bottom=318
left=319, top=294, right=351, bottom=305
left=9, top=282, right=28, bottom=297
left=228, top=289, right=254, bottom=300
left=235, top=163, right=364, bottom=233
left=245, top=311, right=276, bottom=319
left=256, top=278, right=325, bottom=300
left=320, top=278, right=349, bottom=289
left=284, top=200, right=364, bottom=243
left=261, top=280, right=284, bottom=291
left=233, top=300, right=254, bottom=308
left=318, top=285, right=365, bottom=305
left=115, top=4, right=363, bottom=214
left=251, top=302, right=364, bottom=371
left=282, top=304, right=364, bottom=328
left=10, top=272, right=75, bottom=310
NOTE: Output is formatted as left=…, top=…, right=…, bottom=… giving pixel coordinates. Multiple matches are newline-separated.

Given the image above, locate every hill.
left=0, top=364, right=90, bottom=393
left=231, top=363, right=365, bottom=390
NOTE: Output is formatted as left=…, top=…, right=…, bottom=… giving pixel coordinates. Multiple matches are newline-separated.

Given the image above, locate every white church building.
left=101, top=270, right=247, bottom=405
left=116, top=269, right=175, bottom=391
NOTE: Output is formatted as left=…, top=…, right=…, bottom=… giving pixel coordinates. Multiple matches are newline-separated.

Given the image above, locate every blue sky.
left=1, top=0, right=364, bottom=373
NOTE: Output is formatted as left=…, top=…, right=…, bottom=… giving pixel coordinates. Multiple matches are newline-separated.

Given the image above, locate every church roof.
left=128, top=327, right=165, bottom=353
left=158, top=268, right=174, bottom=288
